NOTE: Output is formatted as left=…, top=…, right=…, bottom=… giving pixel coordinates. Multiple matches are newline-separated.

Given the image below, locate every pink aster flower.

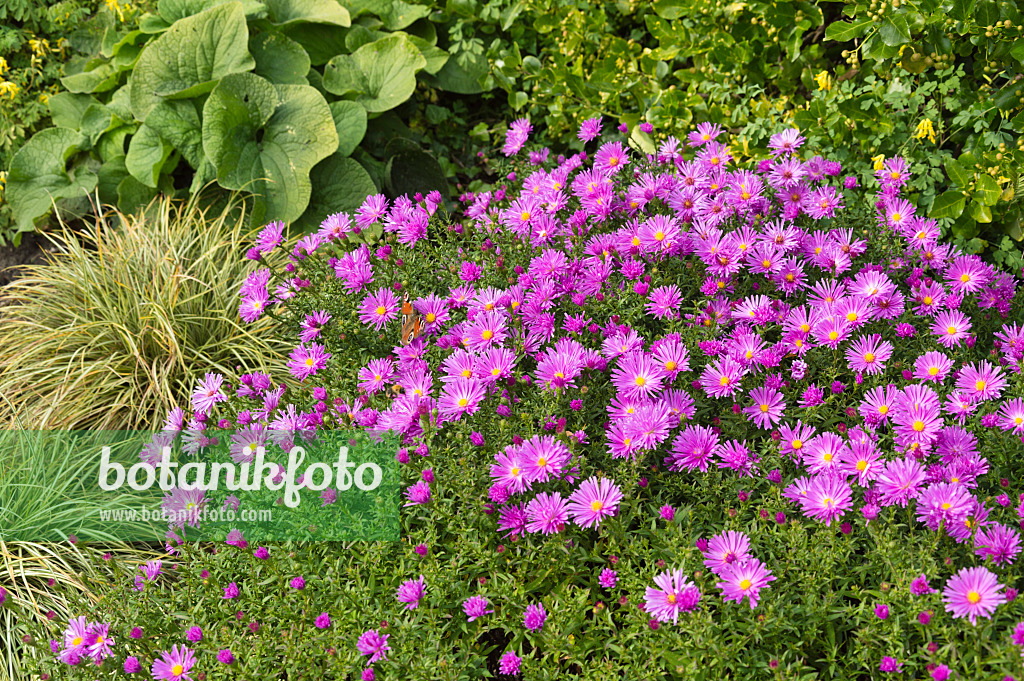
left=942, top=566, right=1003, bottom=625
left=191, top=373, right=227, bottom=415
left=931, top=310, right=972, bottom=348
left=578, top=116, right=602, bottom=142
left=151, top=645, right=196, bottom=681
left=437, top=377, right=485, bottom=423
left=463, top=595, right=494, bottom=621
left=523, top=603, right=547, bottom=631
left=845, top=334, right=892, bottom=376
left=287, top=343, right=331, bottom=382
left=397, top=575, right=426, bottom=609
left=801, top=475, right=853, bottom=526
left=644, top=568, right=701, bottom=624
left=702, top=530, right=751, bottom=575
left=567, top=477, right=623, bottom=529
left=357, top=629, right=391, bottom=664
left=525, top=491, right=569, bottom=534
left=769, top=128, right=805, bottom=156
left=956, top=361, right=1006, bottom=402
left=699, top=357, right=746, bottom=399
left=358, top=287, right=399, bottom=331
left=743, top=387, right=785, bottom=429
left=998, top=398, right=1024, bottom=434
left=499, top=651, right=521, bottom=676
left=913, top=351, right=953, bottom=383
left=403, top=481, right=431, bottom=506
left=611, top=351, right=665, bottom=400
left=718, top=557, right=776, bottom=608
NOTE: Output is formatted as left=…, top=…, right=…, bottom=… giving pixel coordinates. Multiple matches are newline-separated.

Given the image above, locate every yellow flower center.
left=923, top=296, right=933, bottom=305
left=762, top=259, right=771, bottom=268
left=376, top=305, right=386, bottom=316
left=719, top=376, right=730, bottom=386
left=823, top=453, right=833, bottom=462
left=172, top=665, right=184, bottom=676
left=828, top=331, right=839, bottom=341
left=928, top=367, right=939, bottom=376
left=426, top=312, right=436, bottom=322
left=740, top=579, right=752, bottom=590
left=912, top=420, right=925, bottom=432
left=800, top=324, right=810, bottom=333
left=655, top=231, right=665, bottom=241
left=482, top=330, right=494, bottom=341
left=537, top=457, right=547, bottom=467
left=879, top=405, right=889, bottom=415
left=521, top=211, right=531, bottom=222
left=458, top=398, right=468, bottom=407
left=792, top=439, right=803, bottom=450
left=960, top=273, right=970, bottom=283
left=941, top=502, right=951, bottom=510
left=864, top=353, right=875, bottom=363
left=72, top=637, right=83, bottom=646
left=636, top=376, right=646, bottom=386
left=511, top=467, right=520, bottom=476
left=975, top=380, right=986, bottom=391
left=891, top=212, right=901, bottom=222
left=591, top=500, right=604, bottom=512
left=760, top=404, right=769, bottom=413
left=847, top=312, right=858, bottom=322
left=667, top=593, right=677, bottom=604
left=947, top=326, right=957, bottom=335
left=305, top=358, right=314, bottom=367
left=608, top=156, right=619, bottom=166
left=967, top=591, right=981, bottom=604
left=856, top=460, right=867, bottom=472
left=665, top=361, right=677, bottom=371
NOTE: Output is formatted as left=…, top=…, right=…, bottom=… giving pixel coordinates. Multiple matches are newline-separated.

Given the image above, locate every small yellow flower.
left=914, top=119, right=937, bottom=144
left=814, top=71, right=832, bottom=91
left=39, top=92, right=50, bottom=105
left=28, top=38, right=49, bottom=57
left=0, top=81, right=19, bottom=99
left=0, top=57, right=7, bottom=76
left=872, top=154, right=886, bottom=171
left=104, top=0, right=127, bottom=22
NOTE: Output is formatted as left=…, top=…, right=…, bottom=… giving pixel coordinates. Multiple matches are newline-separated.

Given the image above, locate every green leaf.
left=281, top=24, right=350, bottom=65
left=969, top=199, right=993, bottom=223
left=61, top=62, right=121, bottom=94
left=97, top=156, right=131, bottom=205
left=6, top=128, right=99, bottom=232
left=95, top=125, right=133, bottom=162
left=929, top=190, right=966, bottom=219
left=373, top=0, right=431, bottom=30
left=48, top=93, right=97, bottom=130
left=250, top=31, right=311, bottom=85
left=323, top=35, right=426, bottom=113
left=80, top=104, right=116, bottom=146
left=407, top=35, right=448, bottom=75
left=975, top=0, right=998, bottom=27
left=653, top=0, right=686, bottom=19
left=385, top=148, right=449, bottom=201
left=945, top=159, right=969, bottom=187
left=824, top=18, right=872, bottom=42
left=157, top=0, right=266, bottom=22
left=202, top=73, right=338, bottom=223
left=130, top=2, right=256, bottom=122
left=949, top=0, right=975, bottom=22
left=329, top=101, right=367, bottom=157
left=145, top=99, right=204, bottom=168
left=138, top=12, right=171, bottom=33
left=422, top=49, right=489, bottom=94
left=1011, top=38, right=1024, bottom=65
left=879, top=15, right=911, bottom=46
left=125, top=124, right=173, bottom=188
left=117, top=175, right=159, bottom=215
left=1012, top=109, right=1024, bottom=132
left=262, top=0, right=350, bottom=27
left=975, top=175, right=1001, bottom=206
left=296, top=153, right=377, bottom=231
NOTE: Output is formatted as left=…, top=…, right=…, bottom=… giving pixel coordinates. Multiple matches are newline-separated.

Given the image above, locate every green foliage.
left=485, top=0, right=1024, bottom=270
left=3, top=0, right=498, bottom=242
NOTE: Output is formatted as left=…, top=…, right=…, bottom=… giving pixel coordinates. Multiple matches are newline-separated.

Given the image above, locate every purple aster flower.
left=217, top=649, right=234, bottom=665
left=943, top=566, right=1003, bottom=625
left=578, top=116, right=602, bottom=142
left=717, top=557, right=776, bottom=609
left=357, top=629, right=390, bottom=665
left=397, top=575, right=426, bottom=609
left=151, top=645, right=196, bottom=681
left=184, top=626, right=202, bottom=643
left=499, top=650, right=522, bottom=676
left=523, top=603, right=547, bottom=631
left=644, top=568, right=701, bottom=623
left=287, top=342, right=331, bottom=382
left=462, top=595, right=494, bottom=621
left=315, top=612, right=331, bottom=629
left=599, top=568, right=618, bottom=588
left=124, top=656, right=142, bottom=673
left=566, top=476, right=623, bottom=529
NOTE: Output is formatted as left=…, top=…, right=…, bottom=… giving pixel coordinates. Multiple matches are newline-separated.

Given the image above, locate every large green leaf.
left=968, top=199, right=992, bottom=223
left=323, top=34, right=426, bottom=113
left=329, top=101, right=367, bottom=157
left=975, top=175, right=1001, bottom=206
left=61, top=61, right=122, bottom=94
left=130, top=3, right=255, bottom=122
left=344, top=0, right=427, bottom=29
left=262, top=0, right=350, bottom=27
left=296, top=153, right=377, bottom=231
left=49, top=93, right=99, bottom=130
left=202, top=73, right=338, bottom=223
left=422, top=49, right=489, bottom=94
left=824, top=18, right=872, bottom=42
left=929, top=190, right=966, bottom=219
left=158, top=0, right=266, bottom=22
left=385, top=148, right=449, bottom=200
left=6, top=128, right=99, bottom=232
left=949, top=0, right=975, bottom=21
left=1012, top=39, right=1024, bottom=66
left=125, top=124, right=174, bottom=188
left=281, top=24, right=349, bottom=65
left=97, top=156, right=132, bottom=205
left=945, top=159, right=969, bottom=187
left=145, top=99, right=204, bottom=168
left=250, top=32, right=311, bottom=84
left=879, top=15, right=911, bottom=47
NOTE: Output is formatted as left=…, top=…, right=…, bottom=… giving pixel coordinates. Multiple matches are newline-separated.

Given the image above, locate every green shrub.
left=487, top=0, right=1024, bottom=270
left=0, top=191, right=285, bottom=430
left=1, top=0, right=508, bottom=245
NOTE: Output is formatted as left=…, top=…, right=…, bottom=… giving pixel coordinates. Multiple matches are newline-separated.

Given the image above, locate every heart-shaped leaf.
left=6, top=128, right=99, bottom=232
left=262, top=0, right=350, bottom=27
left=329, top=101, right=368, bottom=157
left=130, top=2, right=255, bottom=122
left=295, top=153, right=377, bottom=231
left=202, top=72, right=338, bottom=223
left=323, top=34, right=427, bottom=113
left=250, top=31, right=311, bottom=85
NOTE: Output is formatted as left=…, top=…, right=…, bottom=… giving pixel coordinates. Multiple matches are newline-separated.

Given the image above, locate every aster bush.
left=25, top=117, right=1024, bottom=679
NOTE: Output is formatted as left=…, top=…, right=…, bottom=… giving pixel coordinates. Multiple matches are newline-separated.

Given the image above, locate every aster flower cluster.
left=122, top=112, right=1024, bottom=678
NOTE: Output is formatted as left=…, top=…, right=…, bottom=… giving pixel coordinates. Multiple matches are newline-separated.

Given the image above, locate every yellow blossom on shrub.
left=914, top=119, right=937, bottom=144
left=814, top=71, right=832, bottom=91
left=0, top=81, right=19, bottom=99
left=872, top=154, right=885, bottom=171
